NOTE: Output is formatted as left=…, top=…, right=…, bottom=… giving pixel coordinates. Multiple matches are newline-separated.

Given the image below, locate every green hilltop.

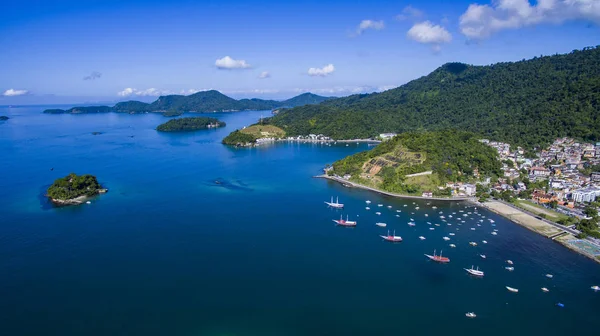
left=270, top=46, right=600, bottom=148
left=156, top=117, right=225, bottom=132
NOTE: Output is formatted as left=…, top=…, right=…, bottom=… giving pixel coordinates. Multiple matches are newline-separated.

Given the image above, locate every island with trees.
left=222, top=124, right=285, bottom=147
left=46, top=173, right=107, bottom=206
left=156, top=117, right=225, bottom=132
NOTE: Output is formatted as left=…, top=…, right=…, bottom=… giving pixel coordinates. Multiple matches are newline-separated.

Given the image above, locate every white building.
left=379, top=133, right=397, bottom=140
left=571, top=187, right=600, bottom=203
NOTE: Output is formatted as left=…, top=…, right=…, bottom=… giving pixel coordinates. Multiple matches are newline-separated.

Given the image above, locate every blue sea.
left=1, top=106, right=599, bottom=336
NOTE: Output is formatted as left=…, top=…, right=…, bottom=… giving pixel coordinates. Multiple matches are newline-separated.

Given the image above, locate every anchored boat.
left=506, top=286, right=519, bottom=293
left=325, top=196, right=344, bottom=208
left=424, top=249, right=450, bottom=263
left=465, top=266, right=484, bottom=277
left=380, top=230, right=403, bottom=242
left=333, top=215, right=356, bottom=227
left=376, top=222, right=387, bottom=227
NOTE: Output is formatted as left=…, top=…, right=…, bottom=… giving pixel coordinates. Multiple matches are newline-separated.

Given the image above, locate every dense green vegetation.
left=0, top=116, right=9, bottom=120
left=47, top=173, right=103, bottom=200
left=331, top=130, right=501, bottom=194
left=222, top=130, right=258, bottom=146
left=44, top=106, right=112, bottom=114
left=270, top=46, right=600, bottom=148
left=156, top=117, right=225, bottom=132
left=43, top=91, right=331, bottom=114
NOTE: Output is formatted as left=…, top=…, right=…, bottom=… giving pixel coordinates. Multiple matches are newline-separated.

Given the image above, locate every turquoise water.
left=1, top=106, right=599, bottom=336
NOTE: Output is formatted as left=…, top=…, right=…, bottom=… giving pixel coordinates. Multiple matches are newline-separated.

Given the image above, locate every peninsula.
left=47, top=173, right=107, bottom=206
left=43, top=91, right=331, bottom=115
left=156, top=117, right=225, bottom=132
left=222, top=124, right=285, bottom=146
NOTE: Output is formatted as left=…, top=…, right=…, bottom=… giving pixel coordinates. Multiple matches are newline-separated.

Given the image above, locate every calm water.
left=1, top=106, right=599, bottom=336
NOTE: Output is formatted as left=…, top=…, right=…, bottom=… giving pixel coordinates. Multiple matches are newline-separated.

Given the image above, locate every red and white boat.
left=424, top=249, right=450, bottom=263
left=333, top=215, right=356, bottom=227
left=380, top=230, right=402, bottom=242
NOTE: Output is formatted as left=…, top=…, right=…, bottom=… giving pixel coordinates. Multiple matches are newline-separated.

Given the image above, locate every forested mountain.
left=270, top=46, right=600, bottom=147
left=43, top=91, right=328, bottom=114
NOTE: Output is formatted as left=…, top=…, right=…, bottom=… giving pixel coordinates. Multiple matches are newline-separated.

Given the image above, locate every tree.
left=548, top=200, right=558, bottom=209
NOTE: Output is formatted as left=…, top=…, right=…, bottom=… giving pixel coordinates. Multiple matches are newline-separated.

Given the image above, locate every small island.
left=47, top=173, right=107, bottom=206
left=222, top=124, right=285, bottom=147
left=156, top=117, right=225, bottom=132
left=0, top=116, right=9, bottom=121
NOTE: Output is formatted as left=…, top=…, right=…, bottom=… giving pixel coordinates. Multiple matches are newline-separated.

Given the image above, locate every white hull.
left=506, top=286, right=519, bottom=293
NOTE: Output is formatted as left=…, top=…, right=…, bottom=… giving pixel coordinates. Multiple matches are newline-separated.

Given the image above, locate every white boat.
left=86, top=201, right=91, bottom=204
left=427, top=222, right=431, bottom=224
left=505, top=267, right=514, bottom=271
left=506, top=286, right=519, bottom=293
left=325, top=196, right=344, bottom=208
left=440, top=216, right=445, bottom=219
left=395, top=214, right=400, bottom=217
left=449, top=233, right=455, bottom=236
left=489, top=219, right=495, bottom=223
left=378, top=204, right=383, bottom=207
left=333, top=215, right=357, bottom=227
left=419, top=236, right=426, bottom=240
left=429, top=228, right=435, bottom=230
left=443, top=237, right=450, bottom=241
left=482, top=240, right=487, bottom=244
left=396, top=210, right=401, bottom=213
left=449, top=244, right=456, bottom=248
left=506, top=260, right=513, bottom=265
left=366, top=200, right=371, bottom=204
left=465, top=312, right=476, bottom=318
left=491, top=232, right=498, bottom=235
left=415, top=207, right=420, bottom=210
left=432, top=206, right=437, bottom=209
left=375, top=212, right=381, bottom=215
left=408, top=222, right=416, bottom=227
left=470, top=228, right=476, bottom=231
left=435, top=223, right=440, bottom=227
left=541, top=287, right=549, bottom=292
left=591, top=285, right=600, bottom=291
left=465, top=266, right=484, bottom=277
left=365, top=207, right=370, bottom=210
left=403, top=204, right=407, bottom=207
left=380, top=230, right=402, bottom=242
left=545, top=274, right=553, bottom=278
left=480, top=254, right=486, bottom=259
left=410, top=218, right=414, bottom=221
left=387, top=205, right=392, bottom=209
left=424, top=214, right=428, bottom=217
left=469, top=242, right=477, bottom=246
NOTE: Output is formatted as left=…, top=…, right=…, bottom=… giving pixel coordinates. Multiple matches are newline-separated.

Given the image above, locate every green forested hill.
left=280, top=93, right=331, bottom=107
left=331, top=130, right=501, bottom=194
left=271, top=46, right=600, bottom=147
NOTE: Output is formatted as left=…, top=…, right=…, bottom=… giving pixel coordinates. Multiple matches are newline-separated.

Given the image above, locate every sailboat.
left=424, top=249, right=450, bottom=263
left=333, top=215, right=356, bottom=227
left=464, top=266, right=484, bottom=277
left=325, top=196, right=344, bottom=208
left=380, top=230, right=402, bottom=242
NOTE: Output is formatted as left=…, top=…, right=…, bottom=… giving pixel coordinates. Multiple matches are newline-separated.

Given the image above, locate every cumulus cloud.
left=355, top=20, right=385, bottom=35
left=460, top=0, right=600, bottom=39
left=3, top=89, right=29, bottom=96
left=396, top=5, right=424, bottom=21
left=407, top=21, right=452, bottom=50
left=83, top=71, right=102, bottom=80
left=215, top=56, right=252, bottom=69
left=258, top=71, right=271, bottom=79
left=117, top=88, right=174, bottom=97
left=307, top=64, right=335, bottom=77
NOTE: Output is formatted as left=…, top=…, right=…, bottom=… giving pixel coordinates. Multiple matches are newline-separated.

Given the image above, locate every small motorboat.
left=396, top=210, right=401, bottom=213
left=378, top=204, right=383, bottom=207
left=403, top=204, right=407, bottom=207
left=491, top=232, right=498, bottom=235
left=591, top=285, right=600, bottom=291
left=470, top=228, right=476, bottom=231
left=480, top=254, right=486, bottom=259
left=449, top=233, right=455, bottom=236
left=435, top=223, right=440, bottom=227
left=427, top=222, right=431, bottom=224
left=432, top=206, right=437, bottom=209
left=387, top=205, right=392, bottom=209
left=86, top=201, right=91, bottom=204
left=408, top=222, right=416, bottom=227
left=541, top=287, right=549, bottom=292
left=365, top=207, right=370, bottom=210
left=419, top=236, right=426, bottom=240
left=482, top=240, right=487, bottom=244
left=395, top=214, right=400, bottom=217
left=366, top=200, right=372, bottom=204
left=375, top=212, right=381, bottom=215
left=380, top=230, right=402, bottom=242
left=443, top=237, right=450, bottom=241
left=506, top=286, right=519, bottom=293
left=424, top=214, right=428, bottom=217
left=429, top=228, right=435, bottom=230
left=376, top=222, right=387, bottom=227
left=557, top=303, right=564, bottom=308
left=545, top=274, right=553, bottom=279
left=505, top=267, right=514, bottom=271
left=465, top=312, right=476, bottom=318
left=465, top=266, right=484, bottom=277
left=415, top=207, right=419, bottom=210
left=449, top=244, right=456, bottom=248
left=469, top=242, right=477, bottom=246
left=506, top=260, right=514, bottom=265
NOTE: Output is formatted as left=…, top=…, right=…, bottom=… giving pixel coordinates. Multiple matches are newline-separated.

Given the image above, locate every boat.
left=419, top=236, right=426, bottom=240
left=443, top=237, right=450, bottom=241
left=333, top=215, right=357, bottom=227
left=376, top=222, right=387, bottom=227
left=408, top=222, right=416, bottom=227
left=387, top=205, right=392, bottom=209
left=482, top=240, right=487, bottom=244
left=506, top=286, right=519, bottom=293
left=429, top=228, right=435, bottom=230
left=545, top=274, right=553, bottom=279
left=491, top=232, right=498, bottom=235
left=449, top=244, right=456, bottom=248
left=432, top=206, right=437, bottom=209
left=85, top=201, right=91, bottom=204
left=415, top=207, right=420, bottom=210
left=403, top=204, right=407, bottom=207
left=464, top=266, right=484, bottom=277
left=410, top=218, right=414, bottom=221
left=435, top=223, right=440, bottom=227
left=424, top=249, right=450, bottom=263
left=470, top=228, right=476, bottom=231
left=505, top=267, right=514, bottom=271
left=465, top=312, right=476, bottom=318
left=378, top=204, right=383, bottom=207
left=366, top=207, right=370, bottom=210
left=366, top=200, right=371, bottom=204
left=591, top=285, right=600, bottom=291
left=449, top=233, right=455, bottom=236
left=375, top=212, right=381, bottom=215
left=396, top=210, right=401, bottom=213
left=480, top=254, right=486, bottom=259
left=380, top=230, right=402, bottom=242
left=469, top=242, right=477, bottom=246
left=325, top=196, right=344, bottom=208
left=506, top=260, right=514, bottom=265
left=541, top=287, right=549, bottom=292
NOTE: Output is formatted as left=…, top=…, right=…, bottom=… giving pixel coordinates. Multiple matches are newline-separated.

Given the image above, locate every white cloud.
left=117, top=88, right=174, bottom=97
left=355, top=20, right=385, bottom=35
left=396, top=5, right=424, bottom=21
left=258, top=71, right=271, bottom=79
left=460, top=0, right=600, bottom=39
left=215, top=56, right=252, bottom=69
left=307, top=64, right=335, bottom=77
left=407, top=21, right=452, bottom=50
left=3, top=89, right=29, bottom=96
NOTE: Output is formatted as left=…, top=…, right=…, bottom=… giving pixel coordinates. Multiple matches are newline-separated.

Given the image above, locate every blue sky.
left=1, top=0, right=599, bottom=104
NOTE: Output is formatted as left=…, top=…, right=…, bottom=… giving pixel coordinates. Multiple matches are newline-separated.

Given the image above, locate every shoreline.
left=315, top=174, right=471, bottom=201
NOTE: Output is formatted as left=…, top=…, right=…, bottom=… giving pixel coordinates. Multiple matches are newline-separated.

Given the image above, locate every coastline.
left=315, top=174, right=470, bottom=201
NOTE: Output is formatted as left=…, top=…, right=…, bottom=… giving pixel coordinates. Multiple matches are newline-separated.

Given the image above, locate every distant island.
left=156, top=117, right=225, bottom=132
left=43, top=91, right=331, bottom=115
left=269, top=46, right=600, bottom=148
left=222, top=124, right=285, bottom=146
left=47, top=173, right=107, bottom=206
left=0, top=116, right=9, bottom=120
